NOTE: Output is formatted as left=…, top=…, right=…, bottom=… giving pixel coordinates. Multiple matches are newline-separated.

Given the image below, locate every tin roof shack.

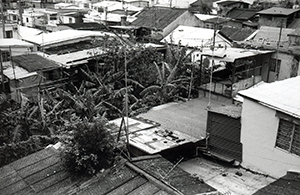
left=253, top=171, right=300, bottom=195
left=257, top=7, right=300, bottom=28
left=206, top=105, right=242, bottom=163
left=131, top=7, right=200, bottom=41
left=238, top=76, right=300, bottom=178
left=6, top=54, right=64, bottom=101
left=200, top=48, right=275, bottom=98
left=236, top=26, right=300, bottom=82
left=106, top=117, right=201, bottom=159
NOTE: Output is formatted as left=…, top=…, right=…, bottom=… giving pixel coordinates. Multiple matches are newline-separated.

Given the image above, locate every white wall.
left=241, top=98, right=300, bottom=178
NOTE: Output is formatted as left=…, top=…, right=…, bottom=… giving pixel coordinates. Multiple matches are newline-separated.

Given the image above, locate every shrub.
left=63, top=118, right=117, bottom=175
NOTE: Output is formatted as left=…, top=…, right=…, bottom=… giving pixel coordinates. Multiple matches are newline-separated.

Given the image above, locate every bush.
left=63, top=118, right=117, bottom=175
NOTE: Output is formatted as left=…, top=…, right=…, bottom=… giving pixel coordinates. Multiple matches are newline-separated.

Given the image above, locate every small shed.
left=206, top=105, right=242, bottom=162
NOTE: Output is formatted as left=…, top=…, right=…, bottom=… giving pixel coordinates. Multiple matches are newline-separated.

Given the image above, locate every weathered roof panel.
left=12, top=54, right=60, bottom=72
left=131, top=7, right=187, bottom=30
left=257, top=7, right=300, bottom=16
left=239, top=76, right=300, bottom=119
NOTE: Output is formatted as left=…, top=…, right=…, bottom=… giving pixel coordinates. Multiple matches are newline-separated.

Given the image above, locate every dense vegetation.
left=0, top=44, right=202, bottom=174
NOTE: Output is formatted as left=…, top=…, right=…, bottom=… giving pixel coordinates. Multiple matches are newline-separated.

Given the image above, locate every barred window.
left=276, top=117, right=300, bottom=156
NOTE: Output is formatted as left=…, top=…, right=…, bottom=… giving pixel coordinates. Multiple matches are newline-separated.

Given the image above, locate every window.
left=269, top=58, right=281, bottom=73
left=276, top=113, right=300, bottom=156
left=5, top=30, right=13, bottom=38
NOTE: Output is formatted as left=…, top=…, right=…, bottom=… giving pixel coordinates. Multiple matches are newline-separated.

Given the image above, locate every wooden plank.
left=37, top=176, right=75, bottom=195
left=18, top=154, right=61, bottom=178
left=0, top=165, right=15, bottom=179
left=106, top=176, right=147, bottom=195
left=31, top=169, right=70, bottom=193
left=10, top=147, right=57, bottom=171
left=0, top=170, right=22, bottom=190
left=24, top=162, right=64, bottom=185
left=1, top=179, right=28, bottom=195
left=127, top=182, right=160, bottom=195
left=12, top=186, right=35, bottom=195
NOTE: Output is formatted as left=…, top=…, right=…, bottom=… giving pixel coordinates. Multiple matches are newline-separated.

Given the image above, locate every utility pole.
left=275, top=19, right=283, bottom=80
left=1, top=0, right=6, bottom=38
left=0, top=50, right=4, bottom=92
left=18, top=1, right=23, bottom=26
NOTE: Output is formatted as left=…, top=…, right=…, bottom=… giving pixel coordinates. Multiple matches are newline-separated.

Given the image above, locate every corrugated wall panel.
left=206, top=111, right=242, bottom=162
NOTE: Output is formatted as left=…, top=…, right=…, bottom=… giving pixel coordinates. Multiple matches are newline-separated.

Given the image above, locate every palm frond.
left=153, top=62, right=163, bottom=83
left=126, top=79, right=145, bottom=89
left=12, top=125, right=24, bottom=143
left=140, top=85, right=161, bottom=96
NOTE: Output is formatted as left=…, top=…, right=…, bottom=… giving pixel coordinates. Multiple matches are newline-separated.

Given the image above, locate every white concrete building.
left=238, top=76, right=300, bottom=178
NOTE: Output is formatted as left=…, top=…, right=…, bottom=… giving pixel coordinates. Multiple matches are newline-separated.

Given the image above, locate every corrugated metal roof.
left=257, top=7, right=300, bottom=16
left=220, top=27, right=257, bottom=41
left=239, top=76, right=300, bottom=119
left=0, top=39, right=34, bottom=48
left=12, top=54, right=60, bottom=72
left=227, top=8, right=259, bottom=20
left=253, top=26, right=294, bottom=47
left=131, top=7, right=187, bottom=30
left=216, top=0, right=254, bottom=5
left=22, top=30, right=118, bottom=47
left=201, top=47, right=274, bottom=62
left=3, top=66, right=38, bottom=80
left=162, top=25, right=226, bottom=47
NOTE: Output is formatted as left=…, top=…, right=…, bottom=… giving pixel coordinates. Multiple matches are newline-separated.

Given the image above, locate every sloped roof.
left=257, top=7, right=300, bottom=16
left=194, top=13, right=218, bottom=21
left=22, top=30, right=117, bottom=47
left=58, top=22, right=107, bottom=31
left=3, top=66, right=38, bottom=80
left=216, top=0, right=254, bottom=5
left=253, top=26, right=294, bottom=47
left=0, top=145, right=217, bottom=195
left=226, top=8, right=259, bottom=20
left=208, top=105, right=242, bottom=118
left=12, top=54, right=60, bottom=72
left=253, top=171, right=300, bottom=195
left=0, top=39, right=34, bottom=48
left=131, top=7, right=187, bottom=30
left=220, top=27, right=257, bottom=41
left=239, top=76, right=300, bottom=119
left=162, top=25, right=232, bottom=47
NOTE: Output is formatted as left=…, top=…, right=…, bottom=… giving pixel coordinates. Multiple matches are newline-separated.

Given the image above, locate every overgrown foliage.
left=62, top=118, right=117, bottom=175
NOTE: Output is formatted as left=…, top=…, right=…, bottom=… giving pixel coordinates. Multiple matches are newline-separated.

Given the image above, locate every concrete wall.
left=241, top=98, right=300, bottom=178
left=269, top=52, right=300, bottom=82
left=258, top=16, right=287, bottom=28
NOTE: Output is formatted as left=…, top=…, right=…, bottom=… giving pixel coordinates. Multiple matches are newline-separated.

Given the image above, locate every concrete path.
left=138, top=97, right=231, bottom=139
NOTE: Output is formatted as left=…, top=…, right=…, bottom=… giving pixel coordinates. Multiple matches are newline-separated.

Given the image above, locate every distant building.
left=0, top=23, right=19, bottom=39
left=131, top=7, right=200, bottom=40
left=238, top=76, right=300, bottom=178
left=257, top=7, right=300, bottom=28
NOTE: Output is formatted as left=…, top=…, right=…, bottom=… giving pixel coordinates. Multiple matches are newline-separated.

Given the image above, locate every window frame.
left=275, top=112, right=300, bottom=156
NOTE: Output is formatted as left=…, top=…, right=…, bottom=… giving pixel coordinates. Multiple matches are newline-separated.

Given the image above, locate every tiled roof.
left=239, top=76, right=300, bottom=119
left=131, top=7, right=187, bottom=30
left=253, top=171, right=300, bottom=195
left=257, top=7, right=300, bottom=16
left=12, top=54, right=60, bottom=72
left=226, top=8, right=259, bottom=20
left=220, top=27, right=257, bottom=41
